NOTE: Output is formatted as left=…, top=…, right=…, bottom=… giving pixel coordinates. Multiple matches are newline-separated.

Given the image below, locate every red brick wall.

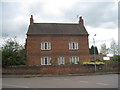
left=2, top=65, right=118, bottom=75
left=2, top=65, right=94, bottom=75
left=26, top=35, right=90, bottom=65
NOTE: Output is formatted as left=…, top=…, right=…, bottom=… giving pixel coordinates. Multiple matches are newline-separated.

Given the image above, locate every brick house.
left=26, top=15, right=90, bottom=66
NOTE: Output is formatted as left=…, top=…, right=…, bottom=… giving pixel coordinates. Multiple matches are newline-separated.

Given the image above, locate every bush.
left=111, top=55, right=120, bottom=62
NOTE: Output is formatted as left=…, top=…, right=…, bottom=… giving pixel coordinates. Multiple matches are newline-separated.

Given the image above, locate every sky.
left=0, top=0, right=119, bottom=51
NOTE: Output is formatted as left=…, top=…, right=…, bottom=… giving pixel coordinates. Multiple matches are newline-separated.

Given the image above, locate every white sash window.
left=41, top=42, right=51, bottom=50
left=70, top=56, right=79, bottom=64
left=58, top=57, right=65, bottom=65
left=41, top=57, right=51, bottom=65
left=69, top=42, right=78, bottom=50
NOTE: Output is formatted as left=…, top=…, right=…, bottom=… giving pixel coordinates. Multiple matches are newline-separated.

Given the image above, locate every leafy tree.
left=2, top=38, right=26, bottom=67
left=110, top=39, right=118, bottom=55
left=100, top=43, right=109, bottom=55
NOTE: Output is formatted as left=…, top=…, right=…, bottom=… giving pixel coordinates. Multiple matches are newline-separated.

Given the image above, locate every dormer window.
left=41, top=42, right=51, bottom=50
left=69, top=42, right=78, bottom=50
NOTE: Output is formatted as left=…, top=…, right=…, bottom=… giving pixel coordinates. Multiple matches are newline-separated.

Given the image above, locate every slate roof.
left=27, top=23, right=88, bottom=36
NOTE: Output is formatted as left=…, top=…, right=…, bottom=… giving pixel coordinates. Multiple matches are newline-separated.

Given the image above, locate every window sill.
left=41, top=64, right=51, bottom=65
left=41, top=49, right=51, bottom=51
left=69, top=49, right=79, bottom=50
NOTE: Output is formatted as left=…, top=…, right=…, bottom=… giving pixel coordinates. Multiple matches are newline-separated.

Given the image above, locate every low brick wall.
left=2, top=64, right=118, bottom=75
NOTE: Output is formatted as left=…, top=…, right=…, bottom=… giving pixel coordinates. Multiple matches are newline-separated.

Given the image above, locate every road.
left=2, top=74, right=118, bottom=88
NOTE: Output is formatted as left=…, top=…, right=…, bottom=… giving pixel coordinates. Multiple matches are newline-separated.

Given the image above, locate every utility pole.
left=93, top=34, right=96, bottom=72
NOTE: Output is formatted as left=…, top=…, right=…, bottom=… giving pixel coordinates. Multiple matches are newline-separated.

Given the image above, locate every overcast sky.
left=0, top=0, right=119, bottom=50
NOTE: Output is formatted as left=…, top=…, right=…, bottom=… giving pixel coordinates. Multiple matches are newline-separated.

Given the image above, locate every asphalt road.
left=2, top=74, right=119, bottom=88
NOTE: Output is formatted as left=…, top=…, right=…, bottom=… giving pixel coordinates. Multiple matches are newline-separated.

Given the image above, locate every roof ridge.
left=33, top=23, right=79, bottom=25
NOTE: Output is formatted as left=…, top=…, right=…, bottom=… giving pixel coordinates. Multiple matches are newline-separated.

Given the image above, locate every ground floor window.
left=70, top=56, right=79, bottom=64
left=41, top=57, right=51, bottom=65
left=58, top=57, right=65, bottom=65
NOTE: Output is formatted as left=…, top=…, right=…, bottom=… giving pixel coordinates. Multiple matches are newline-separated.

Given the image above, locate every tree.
left=89, top=45, right=94, bottom=54
left=89, top=45, right=99, bottom=55
left=109, top=39, right=118, bottom=55
left=95, top=46, right=99, bottom=55
left=2, top=38, right=26, bottom=67
left=100, top=43, right=109, bottom=55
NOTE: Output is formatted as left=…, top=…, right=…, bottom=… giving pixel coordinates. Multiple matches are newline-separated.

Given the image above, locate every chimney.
left=30, top=15, right=34, bottom=25
left=79, top=16, right=84, bottom=25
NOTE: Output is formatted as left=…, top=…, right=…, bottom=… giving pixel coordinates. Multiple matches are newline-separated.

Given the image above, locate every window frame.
left=58, top=57, right=65, bottom=65
left=41, top=57, right=51, bottom=65
left=69, top=42, right=79, bottom=50
left=70, top=56, right=79, bottom=64
left=41, top=42, right=51, bottom=50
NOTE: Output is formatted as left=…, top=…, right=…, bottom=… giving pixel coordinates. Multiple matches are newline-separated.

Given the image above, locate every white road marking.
left=96, top=83, right=110, bottom=86
left=3, top=84, right=29, bottom=88
left=79, top=81, right=88, bottom=83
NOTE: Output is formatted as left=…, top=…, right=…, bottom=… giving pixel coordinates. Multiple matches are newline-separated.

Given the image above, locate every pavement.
left=2, top=72, right=119, bottom=78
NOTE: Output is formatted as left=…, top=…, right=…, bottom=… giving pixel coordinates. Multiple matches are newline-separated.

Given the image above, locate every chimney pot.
left=79, top=16, right=84, bottom=25
left=30, top=15, right=34, bottom=25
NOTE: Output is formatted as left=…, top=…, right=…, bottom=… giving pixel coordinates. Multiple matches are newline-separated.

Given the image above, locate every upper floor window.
left=58, top=57, right=65, bottom=65
left=41, top=42, right=51, bottom=50
left=69, top=42, right=78, bottom=50
left=70, top=56, right=79, bottom=64
left=41, top=57, right=51, bottom=65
